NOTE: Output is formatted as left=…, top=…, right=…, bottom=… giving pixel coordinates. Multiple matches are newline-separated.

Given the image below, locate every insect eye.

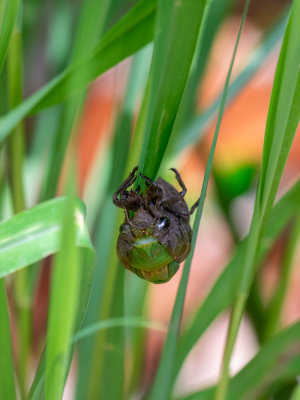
left=157, top=217, right=170, bottom=230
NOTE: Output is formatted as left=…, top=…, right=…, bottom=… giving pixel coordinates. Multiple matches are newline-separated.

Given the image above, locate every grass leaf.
left=0, top=0, right=156, bottom=144
left=216, top=1, right=300, bottom=397
left=0, top=279, right=16, bottom=400
left=45, top=196, right=80, bottom=400
left=175, top=10, right=288, bottom=154
left=173, top=179, right=300, bottom=382
left=176, top=321, right=300, bottom=400
left=0, top=197, right=94, bottom=277
left=0, top=0, right=19, bottom=73
left=138, top=0, right=207, bottom=179
left=148, top=2, right=249, bottom=399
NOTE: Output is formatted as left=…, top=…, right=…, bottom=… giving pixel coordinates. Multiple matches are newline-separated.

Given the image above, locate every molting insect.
left=112, top=167, right=199, bottom=283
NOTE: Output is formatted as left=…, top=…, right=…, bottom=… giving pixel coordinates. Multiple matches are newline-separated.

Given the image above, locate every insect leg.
left=189, top=198, right=199, bottom=215
left=113, top=166, right=138, bottom=206
left=139, top=173, right=159, bottom=188
left=170, top=168, right=187, bottom=196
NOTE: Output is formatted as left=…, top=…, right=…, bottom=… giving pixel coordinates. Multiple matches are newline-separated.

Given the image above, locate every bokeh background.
left=3, top=0, right=299, bottom=398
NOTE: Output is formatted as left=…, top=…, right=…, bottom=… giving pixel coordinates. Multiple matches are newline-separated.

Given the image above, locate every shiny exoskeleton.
left=112, top=167, right=199, bottom=283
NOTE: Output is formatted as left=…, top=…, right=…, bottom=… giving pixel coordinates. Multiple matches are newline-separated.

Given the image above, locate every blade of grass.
left=0, top=279, right=17, bottom=400
left=263, top=210, right=300, bottom=341
left=45, top=185, right=80, bottom=400
left=76, top=49, right=145, bottom=398
left=7, top=20, right=30, bottom=398
left=165, top=0, right=234, bottom=158
left=27, top=197, right=95, bottom=399
left=216, top=2, right=300, bottom=398
left=175, top=10, right=288, bottom=154
left=137, top=0, right=207, bottom=180
left=0, top=0, right=156, bottom=144
left=125, top=273, right=149, bottom=396
left=83, top=44, right=152, bottom=227
left=172, top=179, right=300, bottom=383
left=176, top=321, right=300, bottom=400
left=72, top=317, right=166, bottom=342
left=82, top=44, right=151, bottom=396
left=0, top=0, right=19, bottom=73
left=291, top=384, right=300, bottom=400
left=0, top=197, right=94, bottom=277
left=7, top=27, right=25, bottom=213
left=148, top=3, right=250, bottom=399
left=40, top=0, right=114, bottom=201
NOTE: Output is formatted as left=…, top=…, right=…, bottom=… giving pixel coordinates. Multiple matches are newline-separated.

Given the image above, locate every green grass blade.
left=165, top=0, right=234, bottom=157
left=75, top=47, right=148, bottom=399
left=72, top=317, right=166, bottom=342
left=176, top=321, right=300, bottom=400
left=173, top=180, right=300, bottom=382
left=26, top=196, right=95, bottom=399
left=0, top=0, right=156, bottom=144
left=40, top=0, right=114, bottom=201
left=216, top=2, right=300, bottom=398
left=175, top=11, right=288, bottom=154
left=0, top=197, right=94, bottom=277
left=0, top=279, right=17, bottom=400
left=226, top=322, right=300, bottom=400
left=138, top=0, right=207, bottom=179
left=0, top=0, right=19, bottom=73
left=148, top=3, right=249, bottom=399
left=263, top=211, right=300, bottom=340
left=7, top=24, right=30, bottom=398
left=259, top=19, right=300, bottom=214
left=45, top=195, right=79, bottom=400
left=291, top=385, right=300, bottom=400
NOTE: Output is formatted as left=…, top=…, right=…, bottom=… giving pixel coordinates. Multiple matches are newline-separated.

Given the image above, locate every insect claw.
left=140, top=173, right=158, bottom=188
left=131, top=166, right=138, bottom=176
left=169, top=168, right=186, bottom=196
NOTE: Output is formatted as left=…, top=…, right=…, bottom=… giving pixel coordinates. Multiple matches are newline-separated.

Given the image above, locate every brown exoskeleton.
left=112, top=166, right=199, bottom=283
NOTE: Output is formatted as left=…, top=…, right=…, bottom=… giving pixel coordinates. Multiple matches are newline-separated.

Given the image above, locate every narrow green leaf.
left=148, top=3, right=249, bottom=399
left=7, top=25, right=29, bottom=398
left=138, top=0, right=207, bottom=179
left=264, top=210, right=300, bottom=340
left=75, top=45, right=148, bottom=399
left=165, top=0, right=235, bottom=157
left=216, top=2, right=300, bottom=397
left=175, top=11, right=288, bottom=154
left=226, top=321, right=300, bottom=400
left=259, top=13, right=300, bottom=213
left=291, top=384, right=300, bottom=400
left=0, top=0, right=19, bottom=73
left=45, top=196, right=79, bottom=400
left=72, top=317, right=166, bottom=342
left=176, top=321, right=300, bottom=400
left=26, top=197, right=95, bottom=399
left=173, top=180, right=300, bottom=382
left=0, top=279, right=16, bottom=400
left=0, top=0, right=156, bottom=144
left=0, top=197, right=94, bottom=277
left=40, top=0, right=114, bottom=200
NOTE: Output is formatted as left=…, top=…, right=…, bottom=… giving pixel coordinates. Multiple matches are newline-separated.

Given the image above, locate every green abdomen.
left=130, top=236, right=173, bottom=271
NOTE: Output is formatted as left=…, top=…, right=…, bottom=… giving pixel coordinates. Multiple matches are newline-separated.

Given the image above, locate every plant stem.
left=215, top=293, right=247, bottom=400
left=7, top=26, right=30, bottom=400
left=215, top=1, right=300, bottom=397
left=263, top=212, right=300, bottom=341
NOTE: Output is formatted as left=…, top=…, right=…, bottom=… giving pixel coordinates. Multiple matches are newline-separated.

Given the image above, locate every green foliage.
left=216, top=1, right=300, bottom=398
left=0, top=0, right=19, bottom=73
left=0, top=0, right=299, bottom=399
left=0, top=280, right=16, bottom=400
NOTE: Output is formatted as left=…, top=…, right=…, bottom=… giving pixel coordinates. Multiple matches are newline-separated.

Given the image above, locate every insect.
left=112, top=166, right=199, bottom=283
